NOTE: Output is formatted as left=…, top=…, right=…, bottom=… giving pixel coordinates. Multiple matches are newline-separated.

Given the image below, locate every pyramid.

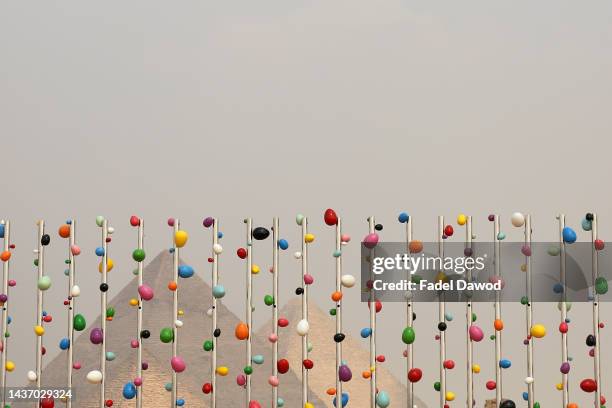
left=37, top=251, right=325, bottom=407
left=257, top=298, right=427, bottom=408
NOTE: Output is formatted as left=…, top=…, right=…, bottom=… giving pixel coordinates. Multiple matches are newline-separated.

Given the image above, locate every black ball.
left=413, top=312, right=417, bottom=321
left=295, top=287, right=304, bottom=295
left=333, top=333, right=345, bottom=343
left=586, top=213, right=594, bottom=221
left=214, top=328, right=221, bottom=337
left=375, top=224, right=383, bottom=231
left=252, top=227, right=270, bottom=240
left=99, top=283, right=108, bottom=292
left=500, top=400, right=516, bottom=408
left=438, top=322, right=447, bottom=331
left=41, top=234, right=51, bottom=246
left=140, top=330, right=150, bottom=339
left=586, top=334, right=596, bottom=347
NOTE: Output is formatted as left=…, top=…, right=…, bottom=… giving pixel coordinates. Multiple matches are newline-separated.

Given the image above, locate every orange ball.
left=235, top=323, right=249, bottom=340
left=326, top=388, right=336, bottom=396
left=168, top=281, right=178, bottom=291
left=409, top=240, right=423, bottom=253
left=494, top=319, right=504, bottom=331
left=567, top=404, right=578, bottom=408
left=362, top=371, right=371, bottom=379
left=0, top=251, right=11, bottom=262
left=58, top=225, right=71, bottom=238
left=331, top=291, right=343, bottom=302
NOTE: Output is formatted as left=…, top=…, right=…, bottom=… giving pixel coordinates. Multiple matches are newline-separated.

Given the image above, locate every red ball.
left=376, top=355, right=386, bottom=363
left=559, top=322, right=568, bottom=333
left=130, top=216, right=140, bottom=227
left=589, top=348, right=595, bottom=357
left=41, top=346, right=46, bottom=355
left=202, top=382, right=213, bottom=394
left=444, top=225, right=454, bottom=237
left=324, top=209, right=338, bottom=226
left=40, top=397, right=54, bottom=408
left=105, top=400, right=113, bottom=407
left=601, top=395, right=606, bottom=405
left=278, top=318, right=289, bottom=328
left=486, top=380, right=497, bottom=390
left=208, top=257, right=214, bottom=263
left=303, top=359, right=314, bottom=369
left=277, top=359, right=290, bottom=374
left=595, top=239, right=605, bottom=251
left=599, top=322, right=605, bottom=328
left=237, top=248, right=247, bottom=259
left=106, top=237, right=111, bottom=243
left=368, top=300, right=382, bottom=313
left=407, top=368, right=422, bottom=383
left=580, top=378, right=597, bottom=393
left=43, top=315, right=52, bottom=323
left=443, top=359, right=455, bottom=369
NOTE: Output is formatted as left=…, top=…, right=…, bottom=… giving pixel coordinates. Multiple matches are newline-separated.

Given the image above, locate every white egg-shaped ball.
left=511, top=212, right=525, bottom=228
left=296, top=319, right=310, bottom=336
left=341, top=274, right=356, bottom=288
left=294, top=251, right=302, bottom=259
left=27, top=370, right=37, bottom=382
left=107, top=226, right=115, bottom=234
left=525, top=376, right=534, bottom=384
left=206, top=308, right=214, bottom=317
left=71, top=285, right=81, bottom=297
left=213, top=244, right=223, bottom=255
left=175, top=320, right=183, bottom=328
left=86, top=370, right=103, bottom=384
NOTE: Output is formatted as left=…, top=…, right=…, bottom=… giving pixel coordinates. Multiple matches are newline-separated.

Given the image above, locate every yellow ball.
left=446, top=391, right=455, bottom=401
left=5, top=361, right=15, bottom=372
left=305, top=404, right=315, bottom=408
left=370, top=366, right=376, bottom=372
left=472, top=364, right=480, bottom=374
left=435, top=272, right=448, bottom=283
left=521, top=264, right=527, bottom=272
left=304, top=233, right=315, bottom=243
left=34, top=325, right=45, bottom=336
left=216, top=366, right=229, bottom=376
left=530, top=324, right=547, bottom=338
left=457, top=214, right=467, bottom=226
left=98, top=258, right=114, bottom=273
left=129, top=298, right=139, bottom=306
left=251, top=265, right=260, bottom=275
left=178, top=309, right=184, bottom=316
left=174, top=230, right=189, bottom=248
left=556, top=383, right=563, bottom=390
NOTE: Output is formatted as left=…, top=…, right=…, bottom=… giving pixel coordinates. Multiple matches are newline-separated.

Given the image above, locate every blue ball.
left=562, top=227, right=577, bottom=244
left=66, top=220, right=72, bottom=225
left=7, top=316, right=11, bottom=324
left=59, top=338, right=70, bottom=350
left=95, top=247, right=105, bottom=257
left=398, top=212, right=409, bottom=223
left=178, top=265, right=194, bottom=278
left=0, top=224, right=5, bottom=238
left=360, top=328, right=372, bottom=338
left=212, top=285, right=226, bottom=299
left=218, top=232, right=223, bottom=239
left=499, top=359, right=511, bottom=369
left=169, top=247, right=175, bottom=253
left=333, top=392, right=349, bottom=407
left=582, top=218, right=592, bottom=231
left=522, top=392, right=529, bottom=401
left=553, top=283, right=564, bottom=294
left=278, top=239, right=289, bottom=250
left=176, top=399, right=185, bottom=406
left=122, top=382, right=136, bottom=399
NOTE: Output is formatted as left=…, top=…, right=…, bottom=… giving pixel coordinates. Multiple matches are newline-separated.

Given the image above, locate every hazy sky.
left=1, top=1, right=611, bottom=407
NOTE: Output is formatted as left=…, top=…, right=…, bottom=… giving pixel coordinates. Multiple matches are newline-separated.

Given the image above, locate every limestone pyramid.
left=37, top=251, right=325, bottom=407
left=256, top=298, right=427, bottom=408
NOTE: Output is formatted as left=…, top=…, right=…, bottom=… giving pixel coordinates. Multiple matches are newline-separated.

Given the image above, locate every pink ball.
left=236, top=374, right=246, bottom=386
left=7, top=280, right=15, bottom=287
left=341, top=234, right=351, bottom=243
left=268, top=376, right=279, bottom=387
left=131, top=340, right=139, bottom=348
left=73, top=362, right=81, bottom=370
left=268, top=333, right=278, bottom=343
left=303, top=274, right=314, bottom=285
left=363, top=233, right=379, bottom=249
left=71, top=245, right=81, bottom=256
left=171, top=356, right=186, bottom=373
left=167, top=218, right=175, bottom=227
left=249, top=401, right=261, bottom=408
left=134, top=377, right=142, bottom=386
left=138, top=284, right=154, bottom=301
left=469, top=325, right=484, bottom=342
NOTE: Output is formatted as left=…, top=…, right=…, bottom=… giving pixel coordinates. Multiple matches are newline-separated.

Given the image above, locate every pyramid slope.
left=38, top=251, right=325, bottom=407
left=257, top=298, right=428, bottom=408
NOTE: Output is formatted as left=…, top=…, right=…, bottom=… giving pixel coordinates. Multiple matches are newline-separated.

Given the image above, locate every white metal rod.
left=100, top=219, right=108, bottom=408
left=438, top=216, right=446, bottom=408
left=1, top=220, right=10, bottom=408
left=466, top=216, right=473, bottom=408
left=493, top=215, right=502, bottom=405
left=335, top=218, right=343, bottom=405
left=368, top=216, right=376, bottom=408
left=35, top=220, right=45, bottom=408
left=211, top=219, right=219, bottom=408
left=272, top=218, right=279, bottom=408
left=67, top=220, right=76, bottom=408
left=558, top=215, right=569, bottom=407
left=302, top=217, right=309, bottom=406
left=405, top=217, right=414, bottom=408
left=525, top=215, right=534, bottom=408
left=136, top=219, right=144, bottom=408
left=591, top=213, right=601, bottom=408
left=246, top=218, right=253, bottom=406
left=172, top=220, right=180, bottom=408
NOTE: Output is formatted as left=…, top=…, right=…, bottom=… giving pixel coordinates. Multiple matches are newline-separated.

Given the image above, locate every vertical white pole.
left=246, top=218, right=253, bottom=406
left=100, top=219, right=108, bottom=408
left=272, top=218, right=279, bottom=408
left=35, top=220, right=45, bottom=408
left=438, top=216, right=446, bottom=408
left=136, top=219, right=144, bottom=408
left=466, top=216, right=474, bottom=408
left=558, top=215, right=569, bottom=407
left=211, top=219, right=219, bottom=408
left=0, top=220, right=10, bottom=408
left=493, top=215, right=502, bottom=406
left=591, top=214, right=601, bottom=408
left=405, top=217, right=414, bottom=408
left=368, top=216, right=377, bottom=408
left=67, top=221, right=76, bottom=408
left=172, top=220, right=180, bottom=408
left=302, top=217, right=310, bottom=406
left=525, top=216, right=534, bottom=408
left=335, top=218, right=343, bottom=405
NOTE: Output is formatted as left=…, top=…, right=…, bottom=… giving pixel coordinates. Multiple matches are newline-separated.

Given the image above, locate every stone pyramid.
left=257, top=298, right=427, bottom=408
left=38, top=251, right=325, bottom=407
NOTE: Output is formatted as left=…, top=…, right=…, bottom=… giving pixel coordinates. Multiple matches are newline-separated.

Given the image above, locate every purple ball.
left=488, top=214, right=495, bottom=222
left=203, top=217, right=214, bottom=228
left=0, top=294, right=8, bottom=303
left=560, top=362, right=570, bottom=374
left=464, top=248, right=473, bottom=257
left=521, top=245, right=532, bottom=257
left=142, top=361, right=149, bottom=370
left=338, top=364, right=352, bottom=382
left=90, top=328, right=104, bottom=345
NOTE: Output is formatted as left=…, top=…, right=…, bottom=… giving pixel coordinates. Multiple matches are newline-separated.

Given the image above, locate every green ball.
left=411, top=275, right=423, bottom=284
left=73, top=314, right=86, bottom=331
left=203, top=340, right=214, bottom=351
left=264, top=295, right=275, bottom=306
left=472, top=313, right=477, bottom=322
left=595, top=277, right=608, bottom=295
left=520, top=296, right=529, bottom=305
left=534, top=403, right=540, bottom=408
left=433, top=381, right=441, bottom=391
left=490, top=335, right=496, bottom=340
left=329, top=308, right=337, bottom=316
left=33, top=259, right=39, bottom=267
left=37, top=276, right=52, bottom=291
left=106, top=307, right=115, bottom=318
left=160, top=327, right=174, bottom=343
left=244, top=365, right=253, bottom=375
left=402, top=327, right=416, bottom=345
left=132, top=249, right=146, bottom=262
left=164, top=382, right=173, bottom=391
left=4, top=332, right=9, bottom=338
